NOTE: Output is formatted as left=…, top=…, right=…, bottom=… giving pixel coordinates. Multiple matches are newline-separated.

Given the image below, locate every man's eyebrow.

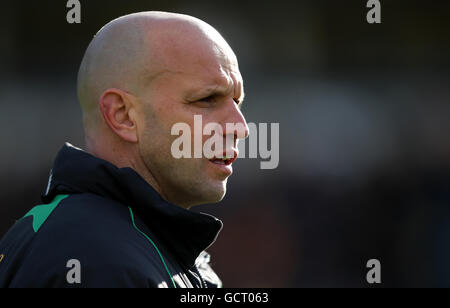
left=201, top=86, right=227, bottom=97
left=187, top=79, right=245, bottom=108
left=188, top=84, right=230, bottom=100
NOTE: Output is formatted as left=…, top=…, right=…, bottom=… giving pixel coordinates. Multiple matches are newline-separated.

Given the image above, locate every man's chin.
left=189, top=181, right=227, bottom=207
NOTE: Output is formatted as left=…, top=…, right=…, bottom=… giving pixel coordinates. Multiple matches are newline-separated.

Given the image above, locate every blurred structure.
left=1, top=0, right=450, bottom=287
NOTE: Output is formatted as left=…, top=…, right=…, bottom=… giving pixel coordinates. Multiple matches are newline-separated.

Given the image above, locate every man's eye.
left=199, top=95, right=215, bottom=103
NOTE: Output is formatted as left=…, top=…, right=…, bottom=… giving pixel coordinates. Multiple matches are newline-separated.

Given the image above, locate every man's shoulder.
left=43, top=193, right=130, bottom=230
left=0, top=193, right=168, bottom=287
left=0, top=194, right=121, bottom=253
left=31, top=193, right=145, bottom=258
left=28, top=193, right=130, bottom=243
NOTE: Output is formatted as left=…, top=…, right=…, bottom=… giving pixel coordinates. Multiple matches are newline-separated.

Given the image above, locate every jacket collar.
left=43, top=143, right=223, bottom=269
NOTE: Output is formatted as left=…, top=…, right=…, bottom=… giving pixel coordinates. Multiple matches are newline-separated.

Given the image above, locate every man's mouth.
left=208, top=150, right=238, bottom=166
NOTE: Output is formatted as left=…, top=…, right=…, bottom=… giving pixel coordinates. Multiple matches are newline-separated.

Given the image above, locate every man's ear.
left=99, top=88, right=138, bottom=143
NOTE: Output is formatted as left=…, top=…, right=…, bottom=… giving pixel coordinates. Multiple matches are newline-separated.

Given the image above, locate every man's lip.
left=208, top=159, right=233, bottom=176
left=208, top=149, right=238, bottom=165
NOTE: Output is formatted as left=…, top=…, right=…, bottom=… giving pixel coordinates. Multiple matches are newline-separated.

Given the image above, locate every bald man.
left=0, top=11, right=248, bottom=288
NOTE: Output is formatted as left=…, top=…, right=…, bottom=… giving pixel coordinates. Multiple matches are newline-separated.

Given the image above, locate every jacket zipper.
left=193, top=266, right=208, bottom=288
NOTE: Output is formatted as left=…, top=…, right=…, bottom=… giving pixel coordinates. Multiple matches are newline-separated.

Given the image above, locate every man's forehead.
left=146, top=19, right=238, bottom=71
left=140, top=19, right=243, bottom=97
left=157, top=42, right=239, bottom=76
left=150, top=48, right=242, bottom=92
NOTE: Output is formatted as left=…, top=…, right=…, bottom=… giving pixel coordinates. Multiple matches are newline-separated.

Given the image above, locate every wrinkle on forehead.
left=151, top=26, right=238, bottom=79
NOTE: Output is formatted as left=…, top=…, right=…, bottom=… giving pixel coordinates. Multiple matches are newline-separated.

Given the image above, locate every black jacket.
left=0, top=143, right=223, bottom=288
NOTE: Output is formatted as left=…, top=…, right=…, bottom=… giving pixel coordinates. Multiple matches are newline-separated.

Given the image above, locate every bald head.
left=77, top=11, right=236, bottom=131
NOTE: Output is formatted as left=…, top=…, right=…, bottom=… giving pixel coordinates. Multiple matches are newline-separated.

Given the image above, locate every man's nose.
left=222, top=99, right=249, bottom=141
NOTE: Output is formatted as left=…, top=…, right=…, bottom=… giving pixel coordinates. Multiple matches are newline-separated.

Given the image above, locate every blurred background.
left=1, top=0, right=450, bottom=287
